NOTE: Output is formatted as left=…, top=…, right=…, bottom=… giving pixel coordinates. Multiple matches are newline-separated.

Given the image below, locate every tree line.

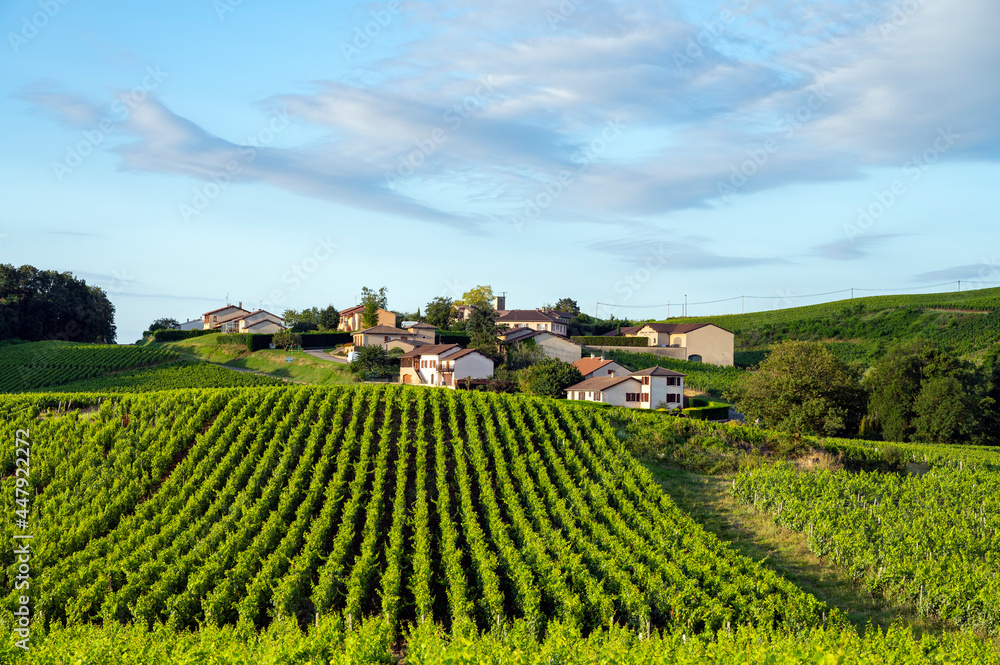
left=729, top=340, right=1000, bottom=445
left=0, top=264, right=116, bottom=343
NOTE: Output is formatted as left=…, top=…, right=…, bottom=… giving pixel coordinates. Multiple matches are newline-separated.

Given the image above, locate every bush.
left=215, top=333, right=274, bottom=352
left=299, top=332, right=353, bottom=347
left=572, top=336, right=649, bottom=347
left=149, top=329, right=216, bottom=342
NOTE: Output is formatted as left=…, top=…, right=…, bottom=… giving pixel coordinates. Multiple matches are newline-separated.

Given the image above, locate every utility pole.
left=741, top=295, right=744, bottom=313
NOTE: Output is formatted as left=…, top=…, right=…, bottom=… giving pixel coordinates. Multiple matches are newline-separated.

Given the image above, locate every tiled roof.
left=355, top=325, right=410, bottom=335
left=400, top=344, right=461, bottom=358
left=496, top=309, right=563, bottom=323
left=203, top=305, right=249, bottom=316
left=574, top=357, right=616, bottom=376
left=564, top=375, right=639, bottom=392
left=630, top=366, right=685, bottom=377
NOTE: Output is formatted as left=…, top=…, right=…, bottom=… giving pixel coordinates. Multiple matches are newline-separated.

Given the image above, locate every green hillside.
left=1, top=385, right=999, bottom=662
left=0, top=341, right=180, bottom=393
left=656, top=286, right=1000, bottom=366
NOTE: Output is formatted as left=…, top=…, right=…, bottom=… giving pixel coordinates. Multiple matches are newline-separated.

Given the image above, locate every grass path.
left=646, top=463, right=955, bottom=637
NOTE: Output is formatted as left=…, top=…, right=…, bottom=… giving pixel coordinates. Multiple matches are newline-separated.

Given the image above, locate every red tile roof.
left=630, top=366, right=685, bottom=377
left=564, top=375, right=639, bottom=392
left=574, top=357, right=617, bottom=376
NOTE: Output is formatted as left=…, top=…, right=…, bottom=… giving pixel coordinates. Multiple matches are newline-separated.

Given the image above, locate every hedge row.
left=215, top=331, right=356, bottom=352
left=683, top=397, right=731, bottom=421
left=572, top=335, right=649, bottom=347
left=438, top=331, right=471, bottom=344
left=146, top=329, right=217, bottom=342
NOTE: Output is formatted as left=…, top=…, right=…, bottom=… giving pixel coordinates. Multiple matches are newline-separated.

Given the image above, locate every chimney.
left=590, top=353, right=595, bottom=359
left=238, top=301, right=242, bottom=309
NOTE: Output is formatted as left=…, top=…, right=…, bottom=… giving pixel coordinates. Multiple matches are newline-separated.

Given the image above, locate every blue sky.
left=2, top=0, right=999, bottom=342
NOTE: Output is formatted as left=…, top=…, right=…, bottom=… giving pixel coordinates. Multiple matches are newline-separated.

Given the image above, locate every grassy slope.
left=645, top=465, right=954, bottom=637
left=148, top=333, right=354, bottom=385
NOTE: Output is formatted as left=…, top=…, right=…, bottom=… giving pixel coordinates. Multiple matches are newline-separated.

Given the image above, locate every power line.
left=596, top=280, right=1000, bottom=315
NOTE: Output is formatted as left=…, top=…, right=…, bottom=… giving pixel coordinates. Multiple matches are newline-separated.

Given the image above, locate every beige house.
left=399, top=344, right=495, bottom=388
left=352, top=325, right=417, bottom=348
left=496, top=309, right=569, bottom=336
left=202, top=304, right=286, bottom=334
left=633, top=323, right=734, bottom=365
left=403, top=322, right=438, bottom=343
left=574, top=355, right=630, bottom=379
left=338, top=305, right=396, bottom=332
left=202, top=304, right=250, bottom=330
left=499, top=328, right=582, bottom=363
left=565, top=366, right=685, bottom=410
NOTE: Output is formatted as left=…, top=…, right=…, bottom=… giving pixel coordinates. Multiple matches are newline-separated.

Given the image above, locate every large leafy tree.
left=518, top=358, right=584, bottom=398
left=148, top=318, right=179, bottom=332
left=350, top=344, right=393, bottom=379
left=467, top=305, right=499, bottom=359
left=360, top=286, right=388, bottom=328
left=425, top=296, right=457, bottom=330
left=863, top=339, right=987, bottom=444
left=728, top=341, right=866, bottom=436
left=549, top=297, right=580, bottom=315
left=458, top=285, right=494, bottom=310
left=318, top=305, right=340, bottom=331
left=0, top=264, right=116, bottom=343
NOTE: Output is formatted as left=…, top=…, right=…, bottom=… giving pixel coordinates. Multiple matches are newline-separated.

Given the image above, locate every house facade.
left=499, top=328, right=582, bottom=363
left=237, top=310, right=286, bottom=334
left=496, top=309, right=569, bottom=336
left=202, top=304, right=250, bottom=330
left=565, top=366, right=685, bottom=409
left=338, top=305, right=396, bottom=332
left=352, top=325, right=416, bottom=348
left=633, top=323, right=734, bottom=365
left=399, top=344, right=495, bottom=388
left=574, top=356, right=630, bottom=379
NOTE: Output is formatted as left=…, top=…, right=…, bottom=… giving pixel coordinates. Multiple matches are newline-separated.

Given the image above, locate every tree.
left=0, top=264, right=116, bottom=343
left=360, top=286, right=388, bottom=328
left=458, top=285, right=494, bottom=310
left=467, top=305, right=499, bottom=358
left=271, top=329, right=301, bottom=350
left=282, top=308, right=319, bottom=333
left=504, top=338, right=548, bottom=371
left=728, top=341, right=866, bottom=436
left=863, top=340, right=986, bottom=444
left=549, top=298, right=580, bottom=315
left=148, top=318, right=179, bottom=332
left=518, top=358, right=584, bottom=398
left=425, top=296, right=457, bottom=330
left=318, top=305, right=340, bottom=331
left=350, top=344, right=393, bottom=380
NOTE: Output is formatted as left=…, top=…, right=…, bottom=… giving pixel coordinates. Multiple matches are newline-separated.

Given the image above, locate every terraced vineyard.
left=1, top=385, right=998, bottom=663
left=0, top=341, right=179, bottom=392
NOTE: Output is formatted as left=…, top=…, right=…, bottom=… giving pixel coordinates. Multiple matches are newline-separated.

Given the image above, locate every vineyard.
left=0, top=341, right=179, bottom=393
left=732, top=463, right=1000, bottom=633
left=0, top=386, right=829, bottom=637
left=1, top=385, right=999, bottom=662
left=29, top=361, right=286, bottom=392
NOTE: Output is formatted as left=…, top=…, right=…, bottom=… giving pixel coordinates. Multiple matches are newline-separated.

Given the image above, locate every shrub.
left=572, top=336, right=649, bottom=347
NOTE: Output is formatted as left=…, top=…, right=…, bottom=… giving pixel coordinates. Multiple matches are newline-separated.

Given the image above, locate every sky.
left=2, top=0, right=999, bottom=343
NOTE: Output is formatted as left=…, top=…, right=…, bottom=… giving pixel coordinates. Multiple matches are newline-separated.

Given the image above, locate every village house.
left=202, top=304, right=286, bottom=333
left=337, top=305, right=396, bottom=332
left=498, top=327, right=582, bottom=363
left=601, top=322, right=735, bottom=366
left=573, top=355, right=630, bottom=379
left=352, top=325, right=417, bottom=349
left=398, top=344, right=495, bottom=388
left=496, top=309, right=570, bottom=336
left=565, top=366, right=685, bottom=409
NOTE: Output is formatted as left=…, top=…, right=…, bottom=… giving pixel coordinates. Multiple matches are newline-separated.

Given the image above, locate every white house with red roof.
left=496, top=309, right=569, bottom=336
left=565, top=366, right=685, bottom=409
left=202, top=304, right=286, bottom=333
left=398, top=344, right=495, bottom=388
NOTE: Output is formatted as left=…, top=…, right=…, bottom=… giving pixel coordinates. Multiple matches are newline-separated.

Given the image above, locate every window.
left=384, top=336, right=389, bottom=342
left=607, top=369, right=614, bottom=375
left=642, top=376, right=650, bottom=385
left=626, top=393, right=638, bottom=402
left=666, top=394, right=680, bottom=403
left=642, top=393, right=649, bottom=402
